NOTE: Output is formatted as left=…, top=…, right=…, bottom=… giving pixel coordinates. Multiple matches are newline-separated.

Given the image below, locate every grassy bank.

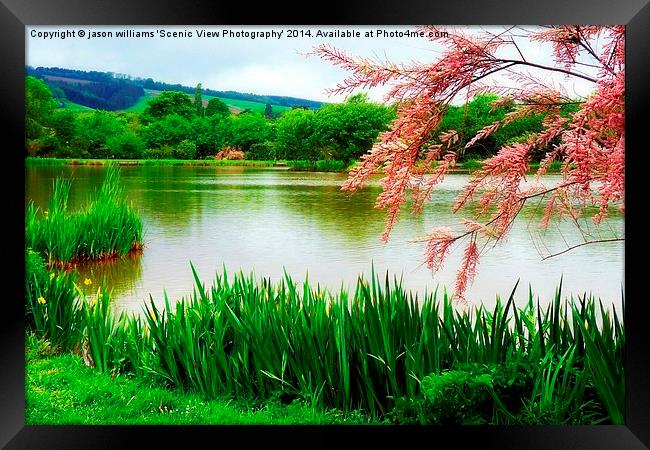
left=287, top=160, right=350, bottom=172
left=25, top=157, right=278, bottom=167
left=26, top=157, right=565, bottom=174
left=26, top=335, right=376, bottom=425
left=25, top=249, right=624, bottom=424
left=25, top=165, right=143, bottom=264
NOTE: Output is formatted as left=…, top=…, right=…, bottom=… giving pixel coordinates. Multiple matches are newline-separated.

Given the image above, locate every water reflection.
left=25, top=165, right=624, bottom=314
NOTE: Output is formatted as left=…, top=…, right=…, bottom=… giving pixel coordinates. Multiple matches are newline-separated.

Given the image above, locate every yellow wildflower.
left=49, top=273, right=55, bottom=280
left=37, top=296, right=46, bottom=305
left=84, top=278, right=92, bottom=286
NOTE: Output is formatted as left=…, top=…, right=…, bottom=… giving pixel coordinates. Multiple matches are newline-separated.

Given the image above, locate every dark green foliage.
left=310, top=93, right=395, bottom=163
left=418, top=368, right=495, bottom=424
left=172, top=139, right=197, bottom=160
left=246, top=141, right=276, bottom=160
left=105, top=132, right=145, bottom=159
left=141, top=114, right=192, bottom=148
left=50, top=109, right=78, bottom=148
left=25, top=75, right=57, bottom=141
left=227, top=113, right=274, bottom=152
left=191, top=116, right=224, bottom=158
left=74, top=110, right=128, bottom=154
left=194, top=83, right=204, bottom=117
left=205, top=97, right=231, bottom=117
left=274, top=109, right=319, bottom=160
left=142, top=91, right=195, bottom=122
left=142, top=147, right=174, bottom=160
left=56, top=79, right=144, bottom=110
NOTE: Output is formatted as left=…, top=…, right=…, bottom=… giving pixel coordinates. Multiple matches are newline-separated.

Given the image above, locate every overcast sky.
left=26, top=25, right=600, bottom=104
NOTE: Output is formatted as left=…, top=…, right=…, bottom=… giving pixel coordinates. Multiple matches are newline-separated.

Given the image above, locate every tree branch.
left=540, top=238, right=624, bottom=260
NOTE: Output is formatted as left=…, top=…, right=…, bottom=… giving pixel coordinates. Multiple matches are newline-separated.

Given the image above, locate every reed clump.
left=73, top=266, right=623, bottom=424
left=25, top=165, right=143, bottom=266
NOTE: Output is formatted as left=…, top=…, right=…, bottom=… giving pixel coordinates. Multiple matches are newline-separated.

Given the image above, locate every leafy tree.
left=106, top=132, right=145, bottom=159
left=25, top=76, right=57, bottom=141
left=142, top=91, right=195, bottom=122
left=141, top=114, right=192, bottom=149
left=50, top=109, right=77, bottom=147
left=274, top=109, right=319, bottom=160
left=173, top=139, right=198, bottom=159
left=434, top=94, right=546, bottom=159
left=74, top=110, right=127, bottom=155
left=311, top=94, right=394, bottom=163
left=205, top=97, right=230, bottom=117
left=191, top=115, right=225, bottom=158
left=314, top=25, right=625, bottom=298
left=226, top=113, right=273, bottom=152
left=264, top=103, right=273, bottom=118
left=194, top=83, right=204, bottom=117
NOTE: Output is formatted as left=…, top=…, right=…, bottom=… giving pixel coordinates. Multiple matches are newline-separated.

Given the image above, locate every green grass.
left=59, top=98, right=94, bottom=111
left=204, top=94, right=291, bottom=114
left=25, top=335, right=377, bottom=425
left=25, top=165, right=143, bottom=264
left=25, top=249, right=84, bottom=352
left=120, top=89, right=291, bottom=114
left=121, top=89, right=158, bottom=112
left=23, top=259, right=624, bottom=424
left=25, top=157, right=277, bottom=167
left=71, top=265, right=623, bottom=424
left=287, top=160, right=350, bottom=172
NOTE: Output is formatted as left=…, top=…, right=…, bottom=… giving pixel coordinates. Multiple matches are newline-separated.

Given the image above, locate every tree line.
left=26, top=66, right=324, bottom=110
left=26, top=75, right=561, bottom=163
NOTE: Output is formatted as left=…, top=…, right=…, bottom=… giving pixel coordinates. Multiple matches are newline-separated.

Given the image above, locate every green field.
left=115, top=89, right=291, bottom=114
left=59, top=98, right=94, bottom=111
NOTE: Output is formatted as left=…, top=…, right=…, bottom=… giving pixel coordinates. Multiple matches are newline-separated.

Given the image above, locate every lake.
left=25, top=165, right=624, bottom=313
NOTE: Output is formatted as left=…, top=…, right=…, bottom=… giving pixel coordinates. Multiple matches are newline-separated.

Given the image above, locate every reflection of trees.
left=25, top=166, right=106, bottom=210
left=73, top=251, right=143, bottom=299
left=272, top=179, right=430, bottom=244
left=131, top=166, right=280, bottom=230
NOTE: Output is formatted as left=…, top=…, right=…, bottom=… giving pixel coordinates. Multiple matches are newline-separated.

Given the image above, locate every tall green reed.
left=25, top=248, right=84, bottom=352
left=25, top=165, right=143, bottom=264
left=96, top=265, right=623, bottom=423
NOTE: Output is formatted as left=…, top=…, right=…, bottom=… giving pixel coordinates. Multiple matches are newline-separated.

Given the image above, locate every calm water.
left=25, top=165, right=624, bottom=314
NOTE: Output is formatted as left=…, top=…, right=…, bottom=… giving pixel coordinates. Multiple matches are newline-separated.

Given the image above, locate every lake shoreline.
left=25, top=157, right=561, bottom=174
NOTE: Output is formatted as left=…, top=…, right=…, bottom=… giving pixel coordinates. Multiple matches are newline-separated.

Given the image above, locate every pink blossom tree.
left=312, top=26, right=625, bottom=299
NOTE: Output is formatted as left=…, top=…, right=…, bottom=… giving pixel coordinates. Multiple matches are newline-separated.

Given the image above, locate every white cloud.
left=26, top=25, right=600, bottom=104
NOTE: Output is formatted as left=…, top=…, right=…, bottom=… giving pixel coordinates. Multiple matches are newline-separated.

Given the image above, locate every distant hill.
left=26, top=66, right=325, bottom=112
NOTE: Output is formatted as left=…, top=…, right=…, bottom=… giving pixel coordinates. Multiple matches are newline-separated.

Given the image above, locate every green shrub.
left=106, top=132, right=145, bottom=159
left=143, top=146, right=174, bottom=159
left=287, top=160, right=349, bottom=172
left=246, top=141, right=276, bottom=160
left=172, top=139, right=197, bottom=160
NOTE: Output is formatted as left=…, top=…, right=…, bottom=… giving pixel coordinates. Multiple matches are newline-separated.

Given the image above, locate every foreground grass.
left=26, top=337, right=376, bottom=425
left=25, top=254, right=624, bottom=424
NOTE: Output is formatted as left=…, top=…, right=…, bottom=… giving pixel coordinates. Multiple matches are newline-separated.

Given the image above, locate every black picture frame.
left=3, top=1, right=648, bottom=448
